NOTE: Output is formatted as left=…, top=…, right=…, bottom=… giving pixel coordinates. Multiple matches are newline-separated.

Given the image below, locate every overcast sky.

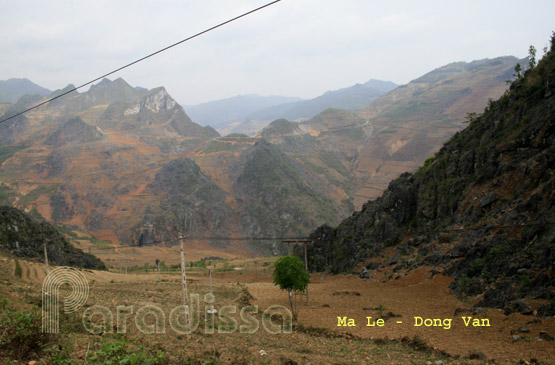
left=1, top=0, right=554, bottom=105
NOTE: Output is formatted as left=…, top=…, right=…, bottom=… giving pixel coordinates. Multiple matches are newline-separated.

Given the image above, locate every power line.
left=82, top=235, right=313, bottom=251
left=0, top=0, right=282, bottom=125
left=81, top=221, right=555, bottom=252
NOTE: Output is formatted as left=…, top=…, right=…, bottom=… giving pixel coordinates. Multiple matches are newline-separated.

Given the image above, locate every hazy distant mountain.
left=0, top=78, right=51, bottom=103
left=194, top=79, right=397, bottom=136
left=183, top=94, right=304, bottom=129
left=250, top=79, right=398, bottom=122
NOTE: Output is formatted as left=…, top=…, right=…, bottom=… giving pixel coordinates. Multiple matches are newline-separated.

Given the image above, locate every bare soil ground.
left=1, top=253, right=553, bottom=364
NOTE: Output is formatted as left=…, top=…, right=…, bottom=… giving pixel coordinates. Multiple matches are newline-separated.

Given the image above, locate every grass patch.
left=0, top=183, right=16, bottom=205
left=13, top=259, right=22, bottom=278
left=319, top=152, right=349, bottom=177
left=0, top=144, right=27, bottom=165
left=19, top=184, right=59, bottom=204
left=202, top=141, right=242, bottom=153
left=0, top=300, right=51, bottom=360
left=86, top=339, right=167, bottom=364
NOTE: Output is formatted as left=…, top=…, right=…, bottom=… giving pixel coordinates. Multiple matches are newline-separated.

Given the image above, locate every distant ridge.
left=249, top=79, right=398, bottom=122
left=184, top=94, right=303, bottom=129
left=0, top=78, right=51, bottom=103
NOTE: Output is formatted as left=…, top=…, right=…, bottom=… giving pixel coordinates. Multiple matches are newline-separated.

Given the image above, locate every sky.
left=1, top=0, right=554, bottom=105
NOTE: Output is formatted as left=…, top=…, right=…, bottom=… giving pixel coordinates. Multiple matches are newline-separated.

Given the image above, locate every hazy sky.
left=1, top=0, right=554, bottom=105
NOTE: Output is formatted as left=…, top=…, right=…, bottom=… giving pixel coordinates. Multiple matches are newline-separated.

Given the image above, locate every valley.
left=1, top=251, right=553, bottom=363
left=1, top=34, right=554, bottom=364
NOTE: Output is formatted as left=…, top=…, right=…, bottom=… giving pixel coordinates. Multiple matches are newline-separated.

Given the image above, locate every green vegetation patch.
left=202, top=141, right=243, bottom=153
left=0, top=144, right=27, bottom=165
left=19, top=184, right=59, bottom=204
left=0, top=184, right=16, bottom=205
left=224, top=133, right=248, bottom=138
left=319, top=152, right=349, bottom=177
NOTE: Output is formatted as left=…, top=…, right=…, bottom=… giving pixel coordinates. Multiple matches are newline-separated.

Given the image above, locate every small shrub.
left=467, top=349, right=486, bottom=360
left=0, top=301, right=51, bottom=360
left=86, top=340, right=167, bottom=364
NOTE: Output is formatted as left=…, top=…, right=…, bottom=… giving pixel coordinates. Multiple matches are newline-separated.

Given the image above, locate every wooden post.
left=43, top=242, right=50, bottom=275
left=304, top=241, right=309, bottom=305
left=209, top=269, right=213, bottom=297
left=157, top=261, right=160, bottom=281
left=287, top=242, right=291, bottom=255
left=179, top=236, right=190, bottom=326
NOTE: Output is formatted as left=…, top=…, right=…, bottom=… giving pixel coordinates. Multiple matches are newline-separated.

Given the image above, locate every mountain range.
left=0, top=55, right=520, bottom=256
left=184, top=79, right=398, bottom=136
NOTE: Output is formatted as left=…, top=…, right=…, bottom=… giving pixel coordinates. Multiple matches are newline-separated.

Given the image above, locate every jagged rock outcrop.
left=308, top=45, right=555, bottom=314
left=0, top=206, right=105, bottom=269
left=100, top=87, right=219, bottom=137
left=44, top=117, right=106, bottom=147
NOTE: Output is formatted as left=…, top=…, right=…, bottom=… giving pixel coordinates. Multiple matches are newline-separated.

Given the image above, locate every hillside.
left=350, top=56, right=521, bottom=206
left=307, top=47, right=555, bottom=315
left=0, top=206, right=105, bottom=269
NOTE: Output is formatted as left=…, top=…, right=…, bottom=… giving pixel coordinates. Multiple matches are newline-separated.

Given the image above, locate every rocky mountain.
left=0, top=78, right=51, bottom=104
left=233, top=140, right=346, bottom=241
left=0, top=55, right=521, bottom=256
left=99, top=86, right=219, bottom=138
left=306, top=47, right=555, bottom=315
left=44, top=117, right=106, bottom=147
left=135, top=158, right=232, bottom=246
left=0, top=206, right=106, bottom=269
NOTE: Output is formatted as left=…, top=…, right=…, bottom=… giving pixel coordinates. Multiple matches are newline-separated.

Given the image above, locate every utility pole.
left=304, top=241, right=310, bottom=305
left=207, top=269, right=217, bottom=315
left=179, top=235, right=190, bottom=327
left=43, top=241, right=50, bottom=275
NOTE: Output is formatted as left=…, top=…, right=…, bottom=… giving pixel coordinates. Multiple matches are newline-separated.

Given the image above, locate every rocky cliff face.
left=100, top=87, right=219, bottom=138
left=308, top=48, right=555, bottom=315
left=135, top=158, right=232, bottom=246
left=44, top=117, right=106, bottom=147
left=233, top=140, right=345, bottom=244
left=0, top=206, right=106, bottom=269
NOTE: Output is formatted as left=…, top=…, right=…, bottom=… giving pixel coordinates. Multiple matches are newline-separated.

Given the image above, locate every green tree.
left=272, top=256, right=309, bottom=320
left=514, top=63, right=522, bottom=79
left=528, top=45, right=537, bottom=69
